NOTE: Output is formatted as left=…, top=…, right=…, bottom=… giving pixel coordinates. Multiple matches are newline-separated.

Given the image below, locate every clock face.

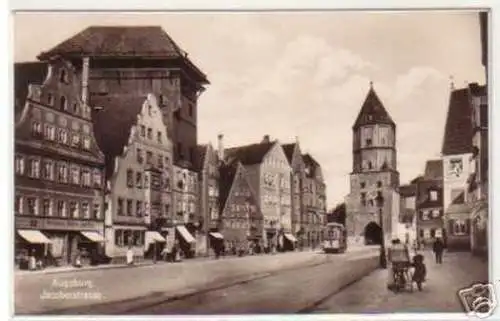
left=448, top=159, right=463, bottom=178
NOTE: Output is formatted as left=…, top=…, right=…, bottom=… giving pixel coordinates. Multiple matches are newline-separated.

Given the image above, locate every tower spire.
left=449, top=75, right=455, bottom=90
left=369, top=80, right=374, bottom=89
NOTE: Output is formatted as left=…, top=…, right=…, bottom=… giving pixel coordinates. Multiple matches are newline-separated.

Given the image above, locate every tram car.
left=322, top=222, right=347, bottom=253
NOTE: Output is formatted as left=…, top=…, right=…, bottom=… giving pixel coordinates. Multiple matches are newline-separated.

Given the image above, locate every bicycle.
left=392, top=262, right=413, bottom=293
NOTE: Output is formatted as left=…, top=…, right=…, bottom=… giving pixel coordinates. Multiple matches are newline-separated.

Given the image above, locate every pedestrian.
left=386, top=238, right=411, bottom=291
left=432, top=237, right=444, bottom=264
left=126, top=246, right=134, bottom=266
left=28, top=249, right=37, bottom=271
left=411, top=254, right=427, bottom=291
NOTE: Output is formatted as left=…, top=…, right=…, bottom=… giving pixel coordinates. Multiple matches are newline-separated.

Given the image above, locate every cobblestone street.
left=312, top=251, right=489, bottom=313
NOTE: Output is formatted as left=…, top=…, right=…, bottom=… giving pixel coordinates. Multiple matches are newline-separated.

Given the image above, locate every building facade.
left=92, top=94, right=173, bottom=263
left=415, top=160, right=445, bottom=248
left=14, top=59, right=106, bottom=267
left=218, top=160, right=263, bottom=253
left=397, top=184, right=417, bottom=247
left=195, top=142, right=220, bottom=256
left=346, top=84, right=400, bottom=245
left=441, top=87, right=474, bottom=251
left=282, top=141, right=305, bottom=247
left=224, top=135, right=292, bottom=251
left=302, top=154, right=327, bottom=248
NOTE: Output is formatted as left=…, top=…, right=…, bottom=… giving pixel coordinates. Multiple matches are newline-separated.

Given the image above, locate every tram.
left=322, top=222, right=347, bottom=253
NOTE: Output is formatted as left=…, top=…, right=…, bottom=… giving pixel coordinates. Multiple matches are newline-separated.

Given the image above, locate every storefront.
left=175, top=225, right=196, bottom=258
left=144, top=230, right=166, bottom=260
left=15, top=216, right=105, bottom=267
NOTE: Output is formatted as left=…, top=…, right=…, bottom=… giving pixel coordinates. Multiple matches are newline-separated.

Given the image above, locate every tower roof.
left=441, top=88, right=474, bottom=155
left=353, top=85, right=395, bottom=129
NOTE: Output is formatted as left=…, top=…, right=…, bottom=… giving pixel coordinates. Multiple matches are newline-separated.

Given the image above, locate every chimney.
left=217, top=134, right=224, bottom=161
left=262, top=135, right=270, bottom=144
left=81, top=57, right=90, bottom=105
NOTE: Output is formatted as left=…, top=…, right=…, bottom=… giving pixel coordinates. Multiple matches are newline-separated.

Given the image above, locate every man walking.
left=432, top=237, right=444, bottom=264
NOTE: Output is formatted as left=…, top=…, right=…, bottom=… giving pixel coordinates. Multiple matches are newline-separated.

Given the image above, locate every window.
left=136, top=172, right=142, bottom=188
left=15, top=196, right=22, bottom=214
left=44, top=125, right=56, bottom=140
left=360, top=192, right=367, bottom=206
left=70, top=166, right=80, bottom=184
left=377, top=181, right=382, bottom=188
left=140, top=125, right=146, bottom=137
left=57, top=129, right=68, bottom=144
left=360, top=182, right=365, bottom=189
left=419, top=229, right=424, bottom=238
left=59, top=69, right=68, bottom=83
left=429, top=190, right=438, bottom=201
left=146, top=151, right=153, bottom=164
left=432, top=209, right=441, bottom=218
left=133, top=230, right=142, bottom=246
left=82, top=170, right=91, bottom=187
left=42, top=161, right=54, bottom=180
left=70, top=201, right=78, bottom=218
left=93, top=170, right=102, bottom=187
left=57, top=163, right=68, bottom=183
left=158, top=155, right=163, bottom=168
left=126, top=199, right=133, bottom=216
left=15, top=155, right=25, bottom=175
left=27, top=198, right=38, bottom=215
left=421, top=210, right=429, bottom=220
left=157, top=131, right=162, bottom=143
left=73, top=103, right=78, bottom=113
left=60, top=96, right=67, bottom=111
left=117, top=198, right=124, bottom=215
left=136, top=201, right=143, bottom=217
left=147, top=128, right=153, bottom=140
left=82, top=137, right=91, bottom=150
left=124, top=230, right=132, bottom=246
left=126, top=169, right=134, bottom=187
left=29, top=159, right=40, bottom=178
left=115, top=230, right=124, bottom=247
left=31, top=121, right=42, bottom=136
left=148, top=105, right=153, bottom=116
left=453, top=220, right=467, bottom=235
left=81, top=202, right=90, bottom=219
left=137, top=148, right=143, bottom=163
left=366, top=139, right=372, bottom=146
left=368, top=161, right=373, bottom=170
left=93, top=203, right=100, bottom=219
left=71, top=134, right=80, bottom=147
left=57, top=200, right=66, bottom=217
left=430, top=228, right=436, bottom=238
left=47, top=93, right=54, bottom=106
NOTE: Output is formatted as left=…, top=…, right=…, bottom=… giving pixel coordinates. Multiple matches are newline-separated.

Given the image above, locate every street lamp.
left=375, top=193, right=387, bottom=269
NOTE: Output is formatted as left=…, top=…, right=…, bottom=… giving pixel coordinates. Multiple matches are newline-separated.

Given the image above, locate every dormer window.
left=60, top=96, right=67, bottom=111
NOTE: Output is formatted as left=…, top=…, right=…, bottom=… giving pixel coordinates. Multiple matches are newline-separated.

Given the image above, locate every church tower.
left=346, top=83, right=400, bottom=244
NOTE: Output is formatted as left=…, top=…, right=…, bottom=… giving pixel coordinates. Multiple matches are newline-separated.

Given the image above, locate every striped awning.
left=176, top=225, right=195, bottom=243
left=80, top=231, right=105, bottom=242
left=209, top=232, right=224, bottom=239
left=18, top=230, right=52, bottom=244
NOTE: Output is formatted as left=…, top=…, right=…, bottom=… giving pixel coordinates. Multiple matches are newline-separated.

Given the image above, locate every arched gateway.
left=364, top=221, right=382, bottom=245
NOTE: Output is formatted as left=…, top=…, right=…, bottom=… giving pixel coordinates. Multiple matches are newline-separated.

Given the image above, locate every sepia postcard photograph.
left=10, top=6, right=492, bottom=319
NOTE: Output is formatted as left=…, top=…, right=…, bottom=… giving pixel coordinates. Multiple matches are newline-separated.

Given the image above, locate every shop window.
left=123, top=230, right=132, bottom=246
left=126, top=169, right=134, bottom=187
left=133, top=230, right=142, bottom=246
left=15, top=155, right=25, bottom=175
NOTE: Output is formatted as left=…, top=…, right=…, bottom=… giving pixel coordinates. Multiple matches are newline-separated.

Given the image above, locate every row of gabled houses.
left=396, top=12, right=488, bottom=256
left=13, top=25, right=327, bottom=267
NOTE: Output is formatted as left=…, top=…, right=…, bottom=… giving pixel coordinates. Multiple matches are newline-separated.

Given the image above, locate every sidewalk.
left=313, top=250, right=489, bottom=313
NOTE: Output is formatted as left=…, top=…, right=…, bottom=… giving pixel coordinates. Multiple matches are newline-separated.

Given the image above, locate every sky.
left=13, top=11, right=485, bottom=208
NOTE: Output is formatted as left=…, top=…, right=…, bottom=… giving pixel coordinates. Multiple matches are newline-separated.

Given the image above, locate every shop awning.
left=209, top=232, right=224, bottom=239
left=284, top=233, right=298, bottom=243
left=18, top=230, right=52, bottom=244
left=146, top=231, right=166, bottom=245
left=176, top=225, right=195, bottom=243
left=80, top=231, right=105, bottom=242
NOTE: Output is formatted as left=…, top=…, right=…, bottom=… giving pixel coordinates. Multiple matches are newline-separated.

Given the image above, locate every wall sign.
left=15, top=216, right=104, bottom=231
left=448, top=158, right=463, bottom=178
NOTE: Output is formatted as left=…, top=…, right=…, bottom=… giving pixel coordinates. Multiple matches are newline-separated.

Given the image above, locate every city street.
left=310, top=251, right=489, bottom=314
left=16, top=246, right=378, bottom=315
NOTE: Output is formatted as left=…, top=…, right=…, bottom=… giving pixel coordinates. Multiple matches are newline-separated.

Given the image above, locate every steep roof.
left=282, top=143, right=296, bottom=165
left=353, top=86, right=395, bottom=129
left=91, top=95, right=146, bottom=178
left=302, top=153, right=321, bottom=178
left=14, top=62, right=48, bottom=116
left=225, top=142, right=275, bottom=166
left=218, top=160, right=240, bottom=213
left=399, top=184, right=417, bottom=197
left=37, top=26, right=208, bottom=84
left=424, top=159, right=443, bottom=180
left=441, top=88, right=474, bottom=155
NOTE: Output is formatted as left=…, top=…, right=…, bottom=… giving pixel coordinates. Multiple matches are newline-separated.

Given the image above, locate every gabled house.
left=92, top=93, right=173, bottom=263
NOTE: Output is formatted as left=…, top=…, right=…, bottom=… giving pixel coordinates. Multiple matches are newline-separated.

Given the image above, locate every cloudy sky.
left=14, top=11, right=485, bottom=208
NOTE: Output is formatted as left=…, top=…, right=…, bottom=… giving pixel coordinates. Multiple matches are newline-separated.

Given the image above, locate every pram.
left=391, top=261, right=413, bottom=293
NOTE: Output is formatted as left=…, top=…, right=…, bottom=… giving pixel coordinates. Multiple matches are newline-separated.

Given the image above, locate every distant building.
left=397, top=184, right=417, bottom=246
left=282, top=140, right=306, bottom=245
left=302, top=154, right=327, bottom=248
left=223, top=135, right=292, bottom=251
left=92, top=94, right=173, bottom=263
left=415, top=160, right=445, bottom=248
left=14, top=60, right=105, bottom=267
left=218, top=160, right=263, bottom=253
left=346, top=83, right=400, bottom=245
left=194, top=142, right=220, bottom=256
left=441, top=87, right=474, bottom=251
